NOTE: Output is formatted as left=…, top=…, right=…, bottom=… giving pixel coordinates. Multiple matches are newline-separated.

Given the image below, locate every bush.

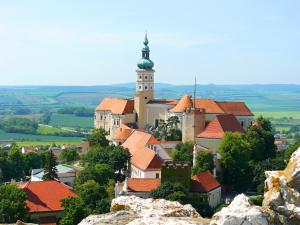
left=249, top=195, right=264, bottom=206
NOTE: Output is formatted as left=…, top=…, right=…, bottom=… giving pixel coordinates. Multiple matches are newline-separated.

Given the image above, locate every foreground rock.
left=210, top=194, right=273, bottom=225
left=263, top=147, right=300, bottom=224
left=79, top=195, right=210, bottom=225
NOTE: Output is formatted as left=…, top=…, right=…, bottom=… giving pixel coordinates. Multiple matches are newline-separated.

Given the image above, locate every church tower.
left=134, top=34, right=155, bottom=129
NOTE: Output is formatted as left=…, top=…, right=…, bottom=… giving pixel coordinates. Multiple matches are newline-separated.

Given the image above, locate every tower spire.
left=137, top=33, right=154, bottom=70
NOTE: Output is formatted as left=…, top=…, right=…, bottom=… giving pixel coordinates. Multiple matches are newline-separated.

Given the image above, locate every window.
left=155, top=119, right=159, bottom=128
left=145, top=97, right=148, bottom=100
left=241, top=121, right=244, bottom=127
left=150, top=76, right=153, bottom=80
left=100, top=115, right=103, bottom=120
left=145, top=85, right=148, bottom=90
left=155, top=173, right=159, bottom=178
left=139, top=75, right=142, bottom=79
left=145, top=76, right=148, bottom=80
left=139, top=85, right=142, bottom=90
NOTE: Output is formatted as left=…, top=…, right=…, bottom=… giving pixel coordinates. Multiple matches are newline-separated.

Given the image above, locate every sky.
left=0, top=0, right=299, bottom=85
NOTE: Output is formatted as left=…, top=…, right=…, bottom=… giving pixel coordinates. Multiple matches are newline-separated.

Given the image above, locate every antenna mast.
left=193, top=76, right=197, bottom=108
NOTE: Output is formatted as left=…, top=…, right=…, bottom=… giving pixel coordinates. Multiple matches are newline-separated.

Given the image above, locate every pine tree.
left=42, top=150, right=58, bottom=180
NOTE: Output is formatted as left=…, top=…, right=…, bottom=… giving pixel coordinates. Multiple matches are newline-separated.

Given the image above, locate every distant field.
left=49, top=113, right=93, bottom=128
left=254, top=111, right=300, bottom=119
left=16, top=140, right=81, bottom=147
left=0, top=129, right=82, bottom=142
left=37, top=124, right=68, bottom=134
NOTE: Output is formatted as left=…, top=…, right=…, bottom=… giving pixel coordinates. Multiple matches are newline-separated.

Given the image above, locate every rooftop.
left=191, top=170, right=220, bottom=193
left=96, top=98, right=134, bottom=115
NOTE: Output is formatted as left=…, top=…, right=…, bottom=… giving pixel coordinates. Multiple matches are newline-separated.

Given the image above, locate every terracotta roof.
left=96, top=98, right=134, bottom=115
left=21, top=180, right=77, bottom=213
left=191, top=170, right=220, bottom=193
left=217, top=101, right=254, bottom=116
left=120, top=178, right=160, bottom=192
left=122, top=130, right=163, bottom=171
left=114, top=124, right=134, bottom=140
left=169, top=97, right=253, bottom=116
left=169, top=95, right=193, bottom=113
left=194, top=99, right=224, bottom=114
left=197, top=114, right=245, bottom=139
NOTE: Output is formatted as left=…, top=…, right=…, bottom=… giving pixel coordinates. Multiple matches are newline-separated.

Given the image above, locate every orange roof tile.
left=120, top=178, right=160, bottom=192
left=169, top=95, right=193, bottom=113
left=191, top=170, right=220, bottom=193
left=96, top=98, right=134, bottom=115
left=114, top=124, right=134, bottom=140
left=122, top=130, right=163, bottom=171
left=194, top=99, right=224, bottom=114
left=197, top=114, right=245, bottom=139
left=217, top=101, right=254, bottom=116
left=21, top=180, right=77, bottom=213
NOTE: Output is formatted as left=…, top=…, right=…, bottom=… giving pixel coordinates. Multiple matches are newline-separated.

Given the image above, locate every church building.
left=95, top=34, right=254, bottom=176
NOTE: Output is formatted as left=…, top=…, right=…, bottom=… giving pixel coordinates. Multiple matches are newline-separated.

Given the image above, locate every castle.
left=94, top=34, right=254, bottom=155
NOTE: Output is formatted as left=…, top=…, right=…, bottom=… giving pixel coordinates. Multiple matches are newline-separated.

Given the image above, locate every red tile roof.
left=169, top=96, right=253, bottom=116
left=122, top=130, right=163, bottom=171
left=197, top=114, right=245, bottom=139
left=169, top=95, right=193, bottom=113
left=21, top=181, right=77, bottom=213
left=114, top=124, right=134, bottom=140
left=191, top=171, right=220, bottom=193
left=119, top=178, right=160, bottom=192
left=217, top=101, right=253, bottom=116
left=148, top=99, right=178, bottom=105
left=96, top=98, right=134, bottom=115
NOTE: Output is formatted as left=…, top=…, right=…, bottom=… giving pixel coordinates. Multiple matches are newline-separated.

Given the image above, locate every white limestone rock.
left=210, top=194, right=272, bottom=225
left=79, top=195, right=210, bottom=225
left=263, top=147, right=300, bottom=224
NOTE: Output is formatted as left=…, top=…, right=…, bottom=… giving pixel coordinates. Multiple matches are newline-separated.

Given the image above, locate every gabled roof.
left=195, top=99, right=224, bottom=114
left=216, top=101, right=254, bottom=116
left=169, top=95, right=193, bottom=113
left=168, top=96, right=253, bottom=116
left=114, top=124, right=134, bottom=141
left=119, top=178, right=160, bottom=192
left=191, top=170, right=220, bottom=193
left=122, top=130, right=163, bottom=171
left=96, top=98, right=134, bottom=115
left=197, top=114, right=245, bottom=139
left=31, top=165, right=76, bottom=179
left=21, top=180, right=77, bottom=213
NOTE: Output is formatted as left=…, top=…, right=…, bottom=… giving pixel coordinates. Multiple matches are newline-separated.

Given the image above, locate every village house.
left=31, top=164, right=77, bottom=187
left=19, top=180, right=77, bottom=225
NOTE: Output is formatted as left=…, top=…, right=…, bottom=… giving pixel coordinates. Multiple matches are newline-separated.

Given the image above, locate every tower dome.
left=137, top=34, right=154, bottom=70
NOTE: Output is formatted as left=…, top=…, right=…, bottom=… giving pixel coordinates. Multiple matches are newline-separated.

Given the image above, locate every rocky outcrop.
left=263, top=147, right=300, bottom=224
left=210, top=194, right=273, bottom=225
left=210, top=147, right=300, bottom=225
left=79, top=195, right=210, bottom=225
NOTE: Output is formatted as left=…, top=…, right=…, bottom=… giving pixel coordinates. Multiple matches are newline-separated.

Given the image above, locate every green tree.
left=24, top=152, right=43, bottom=176
left=247, top=125, right=276, bottom=161
left=172, top=142, right=194, bottom=164
left=167, top=116, right=180, bottom=130
left=75, top=163, right=114, bottom=187
left=88, top=129, right=109, bottom=147
left=219, top=132, right=252, bottom=191
left=76, top=180, right=109, bottom=214
left=0, top=184, right=27, bottom=223
left=256, top=115, right=273, bottom=132
left=60, top=147, right=80, bottom=163
left=60, top=197, right=87, bottom=225
left=8, top=146, right=25, bottom=181
left=42, top=150, right=58, bottom=180
left=107, top=145, right=131, bottom=181
left=0, top=117, right=38, bottom=134
left=83, top=145, right=131, bottom=181
left=283, top=141, right=300, bottom=162
left=192, top=151, right=214, bottom=175
left=150, top=182, right=188, bottom=204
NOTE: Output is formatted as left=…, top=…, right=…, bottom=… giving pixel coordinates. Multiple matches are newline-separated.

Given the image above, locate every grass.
left=49, top=113, right=93, bottom=128
left=254, top=111, right=300, bottom=119
left=16, top=140, right=81, bottom=147
left=37, top=124, right=68, bottom=134
left=0, top=129, right=82, bottom=142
